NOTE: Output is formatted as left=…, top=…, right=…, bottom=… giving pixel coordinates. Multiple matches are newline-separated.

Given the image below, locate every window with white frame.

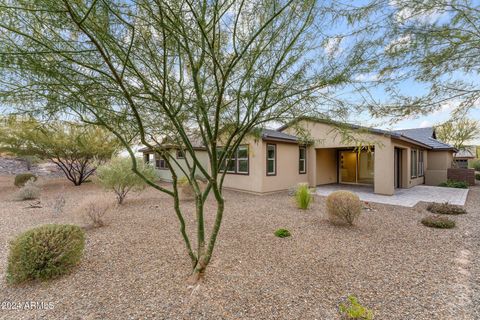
left=299, top=146, right=307, bottom=174
left=266, top=144, right=276, bottom=176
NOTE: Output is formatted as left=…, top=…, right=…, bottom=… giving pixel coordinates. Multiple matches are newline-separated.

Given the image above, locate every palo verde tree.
left=0, top=1, right=376, bottom=280
left=0, top=117, right=120, bottom=185
left=435, top=117, right=479, bottom=150
left=333, top=0, right=480, bottom=119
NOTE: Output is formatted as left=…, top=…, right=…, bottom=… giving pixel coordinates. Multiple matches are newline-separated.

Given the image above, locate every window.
left=299, top=146, right=307, bottom=174
left=266, top=144, right=276, bottom=176
left=411, top=149, right=418, bottom=178
left=176, top=150, right=185, bottom=159
left=156, top=158, right=168, bottom=170
left=144, top=153, right=151, bottom=164
left=217, top=145, right=249, bottom=174
left=237, top=145, right=249, bottom=174
left=418, top=151, right=424, bottom=177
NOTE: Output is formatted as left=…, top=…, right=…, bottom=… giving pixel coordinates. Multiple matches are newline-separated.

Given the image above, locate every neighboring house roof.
left=454, top=146, right=476, bottom=159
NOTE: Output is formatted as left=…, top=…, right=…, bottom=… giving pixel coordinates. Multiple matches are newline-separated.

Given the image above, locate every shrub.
left=427, top=202, right=467, bottom=215
left=16, top=179, right=40, bottom=200
left=339, top=295, right=374, bottom=320
left=438, top=179, right=468, bottom=189
left=52, top=193, right=66, bottom=215
left=96, top=157, right=158, bottom=204
left=274, top=228, right=291, bottom=238
left=470, top=160, right=480, bottom=171
left=476, top=173, right=480, bottom=180
left=14, top=173, right=37, bottom=187
left=76, top=196, right=112, bottom=228
left=421, top=215, right=455, bottom=229
left=178, top=176, right=195, bottom=200
left=177, top=176, right=206, bottom=200
left=295, top=183, right=313, bottom=210
left=326, top=191, right=362, bottom=226
left=6, top=224, right=85, bottom=284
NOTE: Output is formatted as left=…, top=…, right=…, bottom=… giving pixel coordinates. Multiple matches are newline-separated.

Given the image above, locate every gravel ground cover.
left=0, top=176, right=478, bottom=319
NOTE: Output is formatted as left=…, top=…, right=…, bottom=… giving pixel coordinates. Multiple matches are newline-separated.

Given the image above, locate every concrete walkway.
left=316, top=184, right=469, bottom=207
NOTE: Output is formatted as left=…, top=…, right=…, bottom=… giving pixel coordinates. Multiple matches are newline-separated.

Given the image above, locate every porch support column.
left=374, top=141, right=395, bottom=195
left=307, top=146, right=316, bottom=187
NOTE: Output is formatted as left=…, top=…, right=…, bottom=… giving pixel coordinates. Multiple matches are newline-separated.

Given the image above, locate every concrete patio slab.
left=316, top=184, right=469, bottom=207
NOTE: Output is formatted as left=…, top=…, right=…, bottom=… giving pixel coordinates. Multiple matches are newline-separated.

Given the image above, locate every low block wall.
left=447, top=168, right=475, bottom=186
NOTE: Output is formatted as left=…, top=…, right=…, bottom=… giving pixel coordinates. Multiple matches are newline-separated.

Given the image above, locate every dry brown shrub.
left=326, top=190, right=362, bottom=226
left=75, top=195, right=113, bottom=228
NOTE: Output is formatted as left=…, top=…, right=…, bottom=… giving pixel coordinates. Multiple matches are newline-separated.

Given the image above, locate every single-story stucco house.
left=141, top=118, right=457, bottom=195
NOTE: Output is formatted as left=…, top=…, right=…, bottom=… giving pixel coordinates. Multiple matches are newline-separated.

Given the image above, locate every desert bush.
left=178, top=176, right=207, bottom=200
left=438, top=179, right=468, bottom=189
left=326, top=191, right=362, bottom=226
left=295, top=183, right=313, bottom=210
left=6, top=224, right=85, bottom=284
left=421, top=215, right=455, bottom=229
left=339, top=295, right=374, bottom=320
left=14, top=173, right=37, bottom=187
left=16, top=179, right=40, bottom=200
left=178, top=176, right=195, bottom=200
left=52, top=193, right=66, bottom=215
left=76, top=196, right=113, bottom=228
left=274, top=228, right=291, bottom=238
left=96, top=157, right=158, bottom=204
left=427, top=202, right=467, bottom=215
left=470, top=160, right=480, bottom=171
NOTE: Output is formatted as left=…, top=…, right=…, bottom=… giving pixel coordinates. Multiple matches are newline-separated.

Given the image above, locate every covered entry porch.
left=313, top=143, right=398, bottom=195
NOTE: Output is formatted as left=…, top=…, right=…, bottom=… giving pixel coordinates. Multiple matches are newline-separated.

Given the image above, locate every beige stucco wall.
left=316, top=148, right=337, bottom=185
left=220, top=138, right=310, bottom=193
left=221, top=137, right=264, bottom=193
left=425, top=150, right=454, bottom=185
left=144, top=149, right=210, bottom=181
left=261, top=141, right=309, bottom=193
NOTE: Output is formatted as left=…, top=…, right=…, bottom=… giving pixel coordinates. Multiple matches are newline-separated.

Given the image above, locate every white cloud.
left=419, top=120, right=433, bottom=128
left=354, top=73, right=380, bottom=82
left=385, top=34, right=412, bottom=53
left=324, top=37, right=343, bottom=57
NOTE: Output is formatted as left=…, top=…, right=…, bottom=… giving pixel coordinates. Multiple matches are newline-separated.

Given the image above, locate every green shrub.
left=470, top=160, right=480, bottom=171
left=96, top=157, right=158, bottom=204
left=421, top=215, right=455, bottom=229
left=16, top=179, right=40, bottom=200
left=326, top=191, right=362, bottom=226
left=427, top=202, right=467, bottom=215
left=14, top=173, right=37, bottom=187
left=339, top=295, right=374, bottom=320
left=274, top=228, right=291, bottom=238
left=294, top=183, right=313, bottom=210
left=438, top=179, right=468, bottom=189
left=476, top=173, right=480, bottom=180
left=7, top=224, right=85, bottom=284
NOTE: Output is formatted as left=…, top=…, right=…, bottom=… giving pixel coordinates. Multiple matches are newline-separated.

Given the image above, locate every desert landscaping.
left=1, top=171, right=479, bottom=319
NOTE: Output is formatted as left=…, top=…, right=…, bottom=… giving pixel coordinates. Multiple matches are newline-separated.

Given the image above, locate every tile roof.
left=261, top=128, right=299, bottom=142
left=392, top=127, right=456, bottom=150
